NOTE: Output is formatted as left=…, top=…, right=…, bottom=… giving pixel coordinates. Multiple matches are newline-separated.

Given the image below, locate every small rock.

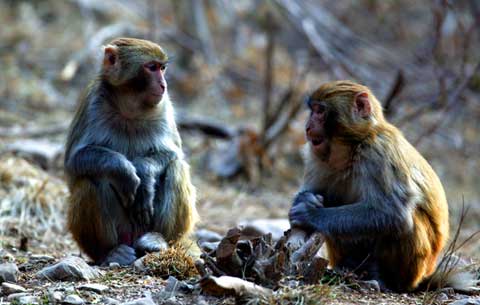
left=161, top=298, right=181, bottom=305
left=450, top=298, right=480, bottom=305
left=30, top=254, right=55, bottom=263
left=133, top=257, right=146, bottom=272
left=7, top=292, right=29, bottom=300
left=65, top=286, right=76, bottom=293
left=195, top=296, right=210, bottom=305
left=63, top=294, right=85, bottom=305
left=48, top=290, right=63, bottom=303
left=109, top=262, right=121, bottom=269
left=165, top=276, right=193, bottom=293
left=0, top=263, right=19, bottom=283
left=37, top=256, right=101, bottom=281
left=2, top=282, right=26, bottom=294
left=18, top=295, right=39, bottom=305
left=120, top=297, right=156, bottom=305
left=78, top=283, right=109, bottom=293
left=0, top=249, right=15, bottom=262
left=6, top=139, right=63, bottom=169
left=199, top=241, right=220, bottom=252
left=195, top=229, right=222, bottom=242
left=239, top=219, right=290, bottom=241
left=103, top=297, right=121, bottom=305
left=435, top=292, right=449, bottom=303
left=356, top=279, right=381, bottom=292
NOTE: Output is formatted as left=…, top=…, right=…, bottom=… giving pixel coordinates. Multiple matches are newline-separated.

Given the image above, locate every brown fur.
left=299, top=80, right=449, bottom=291
left=65, top=38, right=198, bottom=263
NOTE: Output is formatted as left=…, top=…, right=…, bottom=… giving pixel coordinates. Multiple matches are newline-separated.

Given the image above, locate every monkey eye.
left=311, top=104, right=326, bottom=114
left=144, top=62, right=166, bottom=72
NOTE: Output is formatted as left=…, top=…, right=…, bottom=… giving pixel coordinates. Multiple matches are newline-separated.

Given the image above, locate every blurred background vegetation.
left=0, top=0, right=479, bottom=257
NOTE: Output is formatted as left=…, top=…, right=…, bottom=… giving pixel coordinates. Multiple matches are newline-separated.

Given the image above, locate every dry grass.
left=142, top=245, right=199, bottom=280
left=0, top=155, right=68, bottom=241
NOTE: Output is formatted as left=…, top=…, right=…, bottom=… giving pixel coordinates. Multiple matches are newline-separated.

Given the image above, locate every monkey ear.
left=103, top=45, right=119, bottom=68
left=353, top=92, right=371, bottom=118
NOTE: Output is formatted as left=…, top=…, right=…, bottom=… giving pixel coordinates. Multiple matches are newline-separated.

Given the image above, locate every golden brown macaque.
left=289, top=80, right=450, bottom=292
left=65, top=38, right=199, bottom=266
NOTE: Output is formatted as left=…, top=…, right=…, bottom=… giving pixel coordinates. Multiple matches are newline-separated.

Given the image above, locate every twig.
left=60, top=22, right=137, bottom=81
left=0, top=122, right=70, bottom=138
left=422, top=198, right=480, bottom=304
left=383, top=70, right=405, bottom=118
left=262, top=11, right=276, bottom=135
left=413, top=62, right=479, bottom=146
left=176, top=115, right=236, bottom=139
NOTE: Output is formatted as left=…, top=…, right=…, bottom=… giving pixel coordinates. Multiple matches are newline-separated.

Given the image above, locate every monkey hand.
left=289, top=198, right=323, bottom=232
left=110, top=160, right=141, bottom=208
left=131, top=179, right=155, bottom=227
left=292, top=191, right=324, bottom=208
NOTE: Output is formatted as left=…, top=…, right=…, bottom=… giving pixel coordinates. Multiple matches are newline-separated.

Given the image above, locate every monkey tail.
left=418, top=254, right=479, bottom=293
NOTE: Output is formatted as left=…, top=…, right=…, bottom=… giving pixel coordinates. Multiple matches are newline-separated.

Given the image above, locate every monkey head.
left=305, top=80, right=385, bottom=162
left=102, top=37, right=169, bottom=110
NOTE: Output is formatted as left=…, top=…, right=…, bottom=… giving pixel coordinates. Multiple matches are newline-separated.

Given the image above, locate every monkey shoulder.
left=354, top=136, right=418, bottom=201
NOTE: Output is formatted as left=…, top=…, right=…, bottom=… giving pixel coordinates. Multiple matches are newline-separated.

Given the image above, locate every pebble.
left=103, top=297, right=121, bottom=304
left=78, top=283, right=109, bottom=293
left=109, top=262, right=121, bottom=269
left=7, top=292, right=29, bottom=300
left=37, top=256, right=101, bottom=281
left=356, top=279, right=381, bottom=292
left=2, top=282, right=26, bottom=294
left=435, top=292, right=449, bottom=303
left=5, top=139, right=63, bottom=169
left=199, top=241, right=220, bottom=252
left=120, top=297, right=156, bottom=305
left=63, top=294, right=86, bottom=305
left=0, top=263, right=19, bottom=283
left=48, top=290, right=64, bottom=303
left=30, top=254, right=55, bottom=263
left=133, top=257, right=146, bottom=272
left=239, top=218, right=290, bottom=241
left=450, top=298, right=480, bottom=305
left=195, top=229, right=222, bottom=242
left=165, top=276, right=193, bottom=293
left=19, top=296, right=39, bottom=304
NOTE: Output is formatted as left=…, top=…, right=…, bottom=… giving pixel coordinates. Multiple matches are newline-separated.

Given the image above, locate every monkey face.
left=305, top=100, right=331, bottom=160
left=142, top=61, right=168, bottom=107
left=101, top=38, right=170, bottom=110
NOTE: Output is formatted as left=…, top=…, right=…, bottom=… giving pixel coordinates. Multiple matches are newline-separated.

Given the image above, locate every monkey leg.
left=150, top=159, right=199, bottom=255
left=377, top=224, right=440, bottom=291
left=68, top=179, right=138, bottom=265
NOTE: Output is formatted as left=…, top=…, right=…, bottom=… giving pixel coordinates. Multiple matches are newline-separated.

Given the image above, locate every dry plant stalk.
left=422, top=199, right=480, bottom=305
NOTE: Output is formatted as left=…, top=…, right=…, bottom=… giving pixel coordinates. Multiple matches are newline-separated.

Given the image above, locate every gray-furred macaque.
left=65, top=37, right=198, bottom=266
left=289, top=80, right=451, bottom=292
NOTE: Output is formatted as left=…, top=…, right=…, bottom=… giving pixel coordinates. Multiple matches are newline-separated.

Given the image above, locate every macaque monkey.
left=289, top=80, right=450, bottom=291
left=65, top=38, right=198, bottom=265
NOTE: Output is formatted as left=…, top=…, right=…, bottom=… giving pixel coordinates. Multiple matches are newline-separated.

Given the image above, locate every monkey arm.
left=66, top=145, right=132, bottom=178
left=290, top=192, right=413, bottom=238
left=66, top=145, right=140, bottom=206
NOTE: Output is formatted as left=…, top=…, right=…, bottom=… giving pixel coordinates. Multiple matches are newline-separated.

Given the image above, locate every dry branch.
left=274, top=0, right=403, bottom=94
left=60, top=23, right=138, bottom=81
left=176, top=115, right=236, bottom=139
left=197, top=227, right=327, bottom=289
